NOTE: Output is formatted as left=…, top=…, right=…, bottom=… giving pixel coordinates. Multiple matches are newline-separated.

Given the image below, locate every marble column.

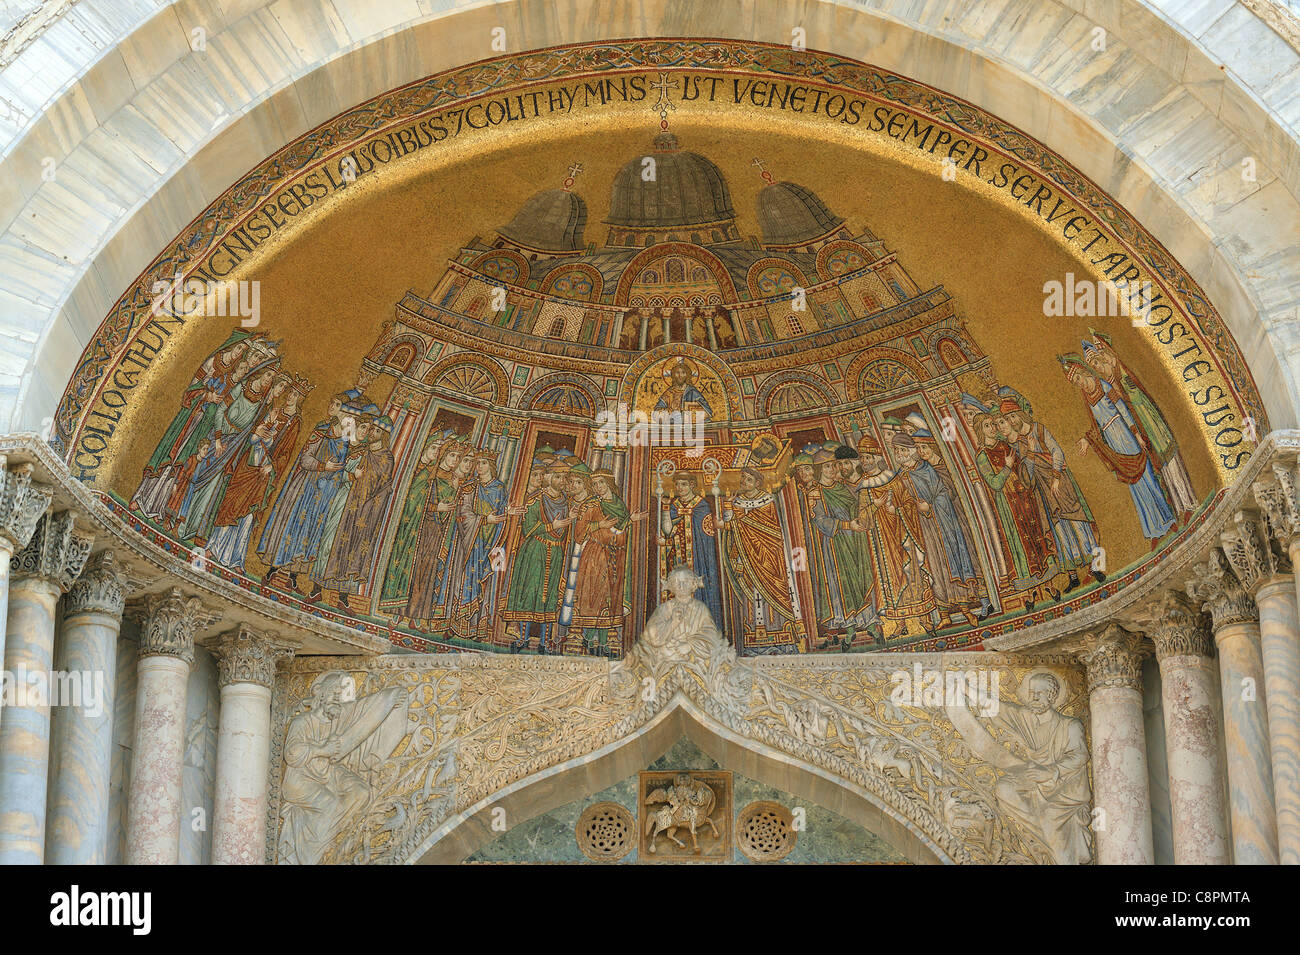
left=1252, top=475, right=1300, bottom=864
left=1079, top=624, right=1154, bottom=865
left=0, top=459, right=54, bottom=685
left=210, top=625, right=292, bottom=865
left=45, top=550, right=127, bottom=864
left=1188, top=548, right=1278, bottom=864
left=1132, top=591, right=1230, bottom=864
left=0, top=511, right=91, bottom=864
left=125, top=588, right=216, bottom=865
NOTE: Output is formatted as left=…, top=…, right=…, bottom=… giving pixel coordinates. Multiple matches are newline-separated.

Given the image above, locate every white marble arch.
left=410, top=698, right=950, bottom=865
left=1, top=0, right=1299, bottom=434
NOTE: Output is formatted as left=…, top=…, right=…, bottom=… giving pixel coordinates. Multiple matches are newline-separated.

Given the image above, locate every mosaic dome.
left=498, top=188, right=589, bottom=252
left=606, top=132, right=736, bottom=229
left=756, top=181, right=845, bottom=245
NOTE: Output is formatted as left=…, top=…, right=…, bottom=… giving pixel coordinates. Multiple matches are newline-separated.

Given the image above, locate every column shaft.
left=1259, top=570, right=1300, bottom=864
left=1157, top=654, right=1230, bottom=863
left=0, top=577, right=60, bottom=863
left=212, top=683, right=272, bottom=864
left=0, top=462, right=55, bottom=687
left=45, top=611, right=119, bottom=863
left=1082, top=628, right=1154, bottom=865
left=123, top=587, right=212, bottom=865
left=45, top=550, right=126, bottom=865
left=1216, top=620, right=1278, bottom=863
left=1090, top=684, right=1155, bottom=863
left=125, top=654, right=190, bottom=865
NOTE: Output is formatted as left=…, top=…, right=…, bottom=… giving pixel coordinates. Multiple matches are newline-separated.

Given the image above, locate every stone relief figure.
left=647, top=565, right=726, bottom=654
left=644, top=772, right=720, bottom=853
left=946, top=670, right=1092, bottom=864
left=611, top=565, right=758, bottom=716
left=279, top=672, right=413, bottom=865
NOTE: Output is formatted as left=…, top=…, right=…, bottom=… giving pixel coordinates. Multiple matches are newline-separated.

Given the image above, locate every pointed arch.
left=406, top=701, right=949, bottom=864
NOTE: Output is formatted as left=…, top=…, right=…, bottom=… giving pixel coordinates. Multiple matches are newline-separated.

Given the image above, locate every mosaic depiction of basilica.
left=123, top=131, right=1199, bottom=657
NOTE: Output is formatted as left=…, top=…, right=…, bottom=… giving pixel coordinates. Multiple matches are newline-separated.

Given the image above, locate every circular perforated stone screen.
left=736, top=800, right=798, bottom=862
left=576, top=802, right=636, bottom=862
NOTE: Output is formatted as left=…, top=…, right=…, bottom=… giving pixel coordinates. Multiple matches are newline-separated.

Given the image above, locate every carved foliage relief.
left=274, top=644, right=1091, bottom=865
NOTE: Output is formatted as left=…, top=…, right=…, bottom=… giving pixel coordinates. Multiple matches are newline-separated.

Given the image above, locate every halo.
left=662, top=356, right=698, bottom=380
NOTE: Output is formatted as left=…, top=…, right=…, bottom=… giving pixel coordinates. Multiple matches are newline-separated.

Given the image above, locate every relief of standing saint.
left=946, top=671, right=1092, bottom=864
left=279, top=672, right=412, bottom=865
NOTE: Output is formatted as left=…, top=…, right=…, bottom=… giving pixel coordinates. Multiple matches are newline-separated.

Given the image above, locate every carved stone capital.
left=0, top=458, right=52, bottom=554
left=12, top=510, right=92, bottom=592
left=1125, top=590, right=1214, bottom=660
left=1078, top=624, right=1147, bottom=693
left=129, top=588, right=220, bottom=665
left=1253, top=476, right=1295, bottom=556
left=1257, top=461, right=1300, bottom=546
left=1186, top=548, right=1259, bottom=630
left=1220, top=509, right=1285, bottom=590
left=64, top=549, right=127, bottom=620
left=211, top=624, right=295, bottom=689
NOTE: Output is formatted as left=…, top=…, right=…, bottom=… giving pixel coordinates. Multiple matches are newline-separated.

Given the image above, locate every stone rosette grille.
left=736, top=800, right=798, bottom=862
left=576, top=802, right=635, bottom=862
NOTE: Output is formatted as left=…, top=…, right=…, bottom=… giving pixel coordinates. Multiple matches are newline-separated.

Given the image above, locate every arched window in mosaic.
left=381, top=341, right=418, bottom=374
left=428, top=360, right=504, bottom=404
left=856, top=358, right=921, bottom=396
left=936, top=336, right=970, bottom=371
left=530, top=383, right=595, bottom=417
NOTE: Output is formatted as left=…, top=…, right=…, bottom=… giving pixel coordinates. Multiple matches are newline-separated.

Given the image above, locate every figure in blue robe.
left=456, top=475, right=509, bottom=636
left=1084, top=385, right=1175, bottom=540
left=660, top=481, right=723, bottom=628
left=257, top=419, right=351, bottom=578
left=904, top=441, right=991, bottom=620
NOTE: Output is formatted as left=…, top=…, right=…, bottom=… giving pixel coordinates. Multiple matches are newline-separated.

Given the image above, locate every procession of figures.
left=129, top=325, right=1196, bottom=656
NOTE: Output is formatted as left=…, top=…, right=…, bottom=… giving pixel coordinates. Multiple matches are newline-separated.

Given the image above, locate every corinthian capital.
left=1078, top=624, right=1147, bottom=693
left=1125, top=590, right=1214, bottom=660
left=1220, top=509, right=1286, bottom=590
left=1256, top=460, right=1300, bottom=544
left=1186, top=548, right=1258, bottom=630
left=0, top=458, right=52, bottom=554
left=1253, top=469, right=1300, bottom=558
left=129, top=588, right=220, bottom=665
left=64, top=550, right=128, bottom=619
left=211, top=624, right=295, bottom=689
left=12, top=510, right=92, bottom=592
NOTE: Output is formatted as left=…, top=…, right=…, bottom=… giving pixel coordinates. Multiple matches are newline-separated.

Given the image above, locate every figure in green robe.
left=379, top=432, right=454, bottom=616
left=504, top=463, right=572, bottom=652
